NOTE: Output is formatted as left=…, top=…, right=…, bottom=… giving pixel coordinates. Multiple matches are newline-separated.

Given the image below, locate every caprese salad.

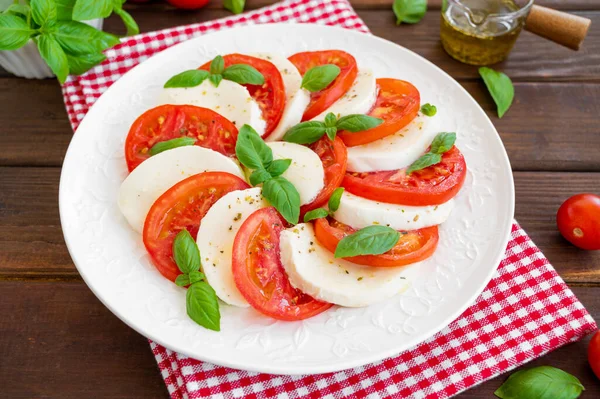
left=117, top=50, right=467, bottom=331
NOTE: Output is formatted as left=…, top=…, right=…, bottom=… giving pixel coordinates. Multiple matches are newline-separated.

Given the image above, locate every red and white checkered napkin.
left=61, top=0, right=597, bottom=397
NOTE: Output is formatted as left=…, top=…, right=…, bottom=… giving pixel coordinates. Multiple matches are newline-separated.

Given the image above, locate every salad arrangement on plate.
left=117, top=50, right=467, bottom=331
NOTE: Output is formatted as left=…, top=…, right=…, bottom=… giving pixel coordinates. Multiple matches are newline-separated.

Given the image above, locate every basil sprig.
left=149, top=137, right=196, bottom=156
left=224, top=0, right=245, bottom=15
left=301, top=64, right=341, bottom=92
left=407, top=132, right=456, bottom=174
left=235, top=125, right=301, bottom=224
left=172, top=229, right=220, bottom=332
left=164, top=55, right=265, bottom=89
left=479, top=67, right=514, bottom=118
left=284, top=112, right=383, bottom=145
left=420, top=103, right=437, bottom=117
left=304, top=187, right=344, bottom=222
left=0, top=0, right=139, bottom=83
left=495, top=366, right=584, bottom=399
left=335, top=225, right=400, bottom=258
left=392, top=0, right=427, bottom=25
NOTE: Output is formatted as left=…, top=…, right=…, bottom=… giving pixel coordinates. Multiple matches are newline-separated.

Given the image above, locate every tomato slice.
left=343, top=146, right=467, bottom=206
left=199, top=54, right=285, bottom=138
left=143, top=172, right=250, bottom=282
left=288, top=50, right=358, bottom=121
left=314, top=217, right=439, bottom=267
left=232, top=207, right=332, bottom=321
left=300, top=136, right=348, bottom=216
left=338, top=79, right=420, bottom=147
left=125, top=105, right=238, bottom=172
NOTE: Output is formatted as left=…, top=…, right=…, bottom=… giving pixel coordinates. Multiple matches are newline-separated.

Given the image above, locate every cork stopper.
left=525, top=5, right=592, bottom=50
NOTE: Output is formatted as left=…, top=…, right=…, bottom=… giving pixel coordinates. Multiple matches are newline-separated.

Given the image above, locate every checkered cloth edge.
left=61, top=1, right=597, bottom=398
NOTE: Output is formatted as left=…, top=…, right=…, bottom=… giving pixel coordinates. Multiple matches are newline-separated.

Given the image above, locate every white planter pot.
left=0, top=18, right=104, bottom=79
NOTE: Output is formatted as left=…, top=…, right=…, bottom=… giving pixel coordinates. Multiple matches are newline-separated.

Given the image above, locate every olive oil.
left=440, top=0, right=527, bottom=65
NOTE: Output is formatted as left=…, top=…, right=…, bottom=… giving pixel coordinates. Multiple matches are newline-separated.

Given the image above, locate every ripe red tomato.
left=556, top=193, right=600, bottom=250
left=167, top=0, right=210, bottom=9
left=589, top=331, right=600, bottom=379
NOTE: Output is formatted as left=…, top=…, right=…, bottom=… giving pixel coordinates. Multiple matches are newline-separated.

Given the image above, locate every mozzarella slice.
left=197, top=188, right=267, bottom=307
left=267, top=142, right=324, bottom=205
left=280, top=223, right=419, bottom=307
left=332, top=191, right=454, bottom=231
left=160, top=79, right=266, bottom=135
left=118, top=146, right=244, bottom=233
left=252, top=53, right=310, bottom=142
left=347, top=114, right=441, bottom=173
left=311, top=69, right=377, bottom=122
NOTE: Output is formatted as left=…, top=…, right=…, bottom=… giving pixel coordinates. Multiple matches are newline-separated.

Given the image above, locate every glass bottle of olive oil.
left=440, top=0, right=532, bottom=65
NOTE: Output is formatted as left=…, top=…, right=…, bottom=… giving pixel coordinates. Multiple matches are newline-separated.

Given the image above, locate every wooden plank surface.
left=1, top=167, right=599, bottom=281
left=2, top=78, right=599, bottom=172
left=0, top=280, right=597, bottom=398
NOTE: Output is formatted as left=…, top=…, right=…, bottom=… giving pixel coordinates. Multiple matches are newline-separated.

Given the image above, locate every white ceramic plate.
left=59, top=24, right=514, bottom=375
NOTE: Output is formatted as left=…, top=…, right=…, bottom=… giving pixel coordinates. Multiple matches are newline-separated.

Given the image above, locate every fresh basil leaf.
left=249, top=168, right=271, bottom=186
left=53, top=21, right=117, bottom=55
left=262, top=176, right=300, bottom=225
left=208, top=73, right=223, bottom=87
left=186, top=281, right=220, bottom=331
left=479, top=67, right=514, bottom=118
left=337, top=114, right=383, bottom=132
left=224, top=0, right=245, bottom=15
left=149, top=137, right=196, bottom=156
left=175, top=274, right=190, bottom=287
left=283, top=121, right=326, bottom=145
left=31, top=0, right=57, bottom=27
left=235, top=124, right=273, bottom=170
left=222, top=64, right=265, bottom=85
left=421, top=103, right=437, bottom=116
left=210, top=55, right=224, bottom=75
left=328, top=187, right=344, bottom=212
left=72, top=0, right=113, bottom=21
left=324, top=112, right=337, bottom=128
left=36, top=34, right=69, bottom=83
left=66, top=52, right=106, bottom=75
left=266, top=159, right=292, bottom=177
left=494, top=366, right=584, bottom=399
left=113, top=7, right=139, bottom=36
left=188, top=270, right=205, bottom=285
left=325, top=127, right=337, bottom=141
left=173, top=229, right=201, bottom=274
left=335, top=225, right=400, bottom=258
left=303, top=208, right=329, bottom=223
left=430, top=132, right=456, bottom=154
left=301, top=64, right=340, bottom=92
left=56, top=0, right=76, bottom=20
left=407, top=152, right=442, bottom=174
left=4, top=3, right=31, bottom=18
left=164, top=69, right=210, bottom=88
left=393, top=0, right=427, bottom=25
left=0, top=14, right=34, bottom=51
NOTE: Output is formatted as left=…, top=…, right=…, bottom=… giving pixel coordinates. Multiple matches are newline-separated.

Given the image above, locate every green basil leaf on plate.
left=36, top=34, right=69, bottom=83
left=494, top=366, right=584, bottom=399
left=324, top=112, right=337, bottom=128
left=283, top=121, right=326, bottom=144
left=209, top=73, right=223, bottom=87
left=72, top=0, right=113, bottom=21
left=325, top=126, right=337, bottom=141
left=222, top=64, right=265, bottom=85
left=224, top=0, right=245, bottom=15
left=335, top=225, right=400, bottom=258
left=149, top=137, right=196, bottom=156
left=336, top=114, right=383, bottom=132
left=175, top=274, right=190, bottom=287
left=66, top=52, right=107, bottom=75
left=430, top=132, right=456, bottom=154
left=328, top=187, right=344, bottom=212
left=173, top=229, right=201, bottom=274
left=210, top=55, right=225, bottom=75
left=479, top=67, right=514, bottom=118
left=186, top=281, right=220, bottom=331
left=301, top=64, right=340, bottom=92
left=262, top=176, right=301, bottom=225
left=236, top=124, right=273, bottom=170
left=393, top=0, right=427, bottom=25
left=0, top=15, right=35, bottom=51
left=420, top=103, right=437, bottom=116
left=266, top=159, right=292, bottom=177
left=406, top=152, right=442, bottom=174
left=164, top=69, right=210, bottom=88
left=303, top=208, right=329, bottom=223
left=188, top=270, right=205, bottom=285
left=31, top=0, right=58, bottom=27
left=249, top=168, right=272, bottom=186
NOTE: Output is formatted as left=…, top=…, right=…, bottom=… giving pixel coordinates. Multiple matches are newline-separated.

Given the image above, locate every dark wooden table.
left=1, top=0, right=600, bottom=397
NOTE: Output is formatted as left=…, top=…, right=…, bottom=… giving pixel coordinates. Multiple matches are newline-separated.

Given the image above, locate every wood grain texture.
left=2, top=78, right=599, bottom=171
left=1, top=167, right=599, bottom=282
left=0, top=280, right=597, bottom=398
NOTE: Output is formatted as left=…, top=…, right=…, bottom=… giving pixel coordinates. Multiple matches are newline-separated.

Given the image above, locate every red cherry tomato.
left=589, top=331, right=600, bottom=379
left=556, top=193, right=600, bottom=250
left=167, top=0, right=210, bottom=10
